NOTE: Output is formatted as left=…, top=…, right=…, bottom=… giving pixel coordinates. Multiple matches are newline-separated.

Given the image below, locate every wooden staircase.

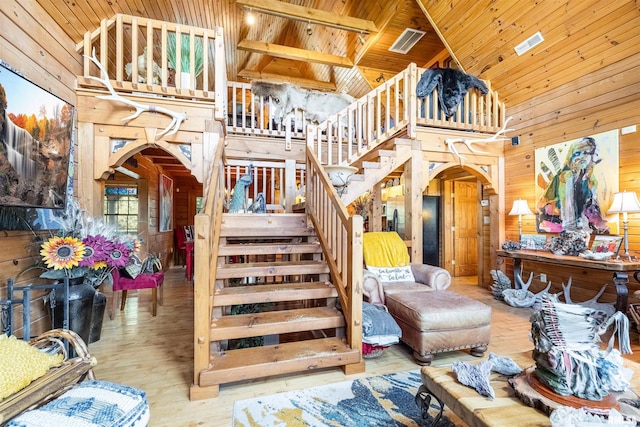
left=341, top=138, right=414, bottom=205
left=196, top=213, right=362, bottom=393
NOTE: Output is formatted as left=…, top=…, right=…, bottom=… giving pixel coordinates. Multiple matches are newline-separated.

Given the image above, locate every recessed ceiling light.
left=514, top=31, right=544, bottom=56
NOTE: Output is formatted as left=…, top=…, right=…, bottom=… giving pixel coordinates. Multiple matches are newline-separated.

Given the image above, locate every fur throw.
left=416, top=68, right=488, bottom=118
left=251, top=81, right=354, bottom=125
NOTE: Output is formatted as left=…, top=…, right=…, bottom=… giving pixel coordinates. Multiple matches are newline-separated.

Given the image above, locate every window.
left=104, top=185, right=139, bottom=235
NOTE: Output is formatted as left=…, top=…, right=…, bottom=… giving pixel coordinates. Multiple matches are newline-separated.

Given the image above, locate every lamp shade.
left=607, top=191, right=640, bottom=214
left=509, top=199, right=533, bottom=216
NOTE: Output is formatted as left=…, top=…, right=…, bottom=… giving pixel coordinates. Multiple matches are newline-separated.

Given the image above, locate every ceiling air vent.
left=514, top=31, right=544, bottom=56
left=389, top=28, right=426, bottom=54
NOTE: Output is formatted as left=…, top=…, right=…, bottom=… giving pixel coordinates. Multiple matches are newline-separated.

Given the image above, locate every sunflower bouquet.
left=37, top=198, right=140, bottom=287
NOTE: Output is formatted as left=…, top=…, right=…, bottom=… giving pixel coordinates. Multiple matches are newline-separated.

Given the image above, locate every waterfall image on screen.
left=0, top=62, right=73, bottom=209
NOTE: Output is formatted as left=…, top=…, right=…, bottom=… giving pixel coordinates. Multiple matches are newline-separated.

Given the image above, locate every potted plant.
left=167, top=32, right=204, bottom=89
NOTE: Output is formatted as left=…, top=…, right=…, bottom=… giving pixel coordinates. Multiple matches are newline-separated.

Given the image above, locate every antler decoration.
left=84, top=51, right=187, bottom=137
left=445, top=116, right=514, bottom=160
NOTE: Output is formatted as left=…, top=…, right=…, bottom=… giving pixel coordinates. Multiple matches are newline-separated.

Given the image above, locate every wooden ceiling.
left=36, top=0, right=640, bottom=175
left=37, top=0, right=639, bottom=106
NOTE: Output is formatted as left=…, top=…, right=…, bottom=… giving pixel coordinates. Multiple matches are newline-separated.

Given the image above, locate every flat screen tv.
left=0, top=61, right=73, bottom=210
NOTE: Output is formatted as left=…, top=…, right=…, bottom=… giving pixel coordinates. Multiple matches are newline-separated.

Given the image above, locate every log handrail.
left=306, top=63, right=506, bottom=168
left=305, top=146, right=363, bottom=355
left=193, top=130, right=225, bottom=387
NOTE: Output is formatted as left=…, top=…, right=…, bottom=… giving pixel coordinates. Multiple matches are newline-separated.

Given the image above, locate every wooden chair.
left=110, top=268, right=164, bottom=319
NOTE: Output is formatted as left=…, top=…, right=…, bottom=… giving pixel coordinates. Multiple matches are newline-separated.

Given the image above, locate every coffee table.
left=417, top=350, right=640, bottom=427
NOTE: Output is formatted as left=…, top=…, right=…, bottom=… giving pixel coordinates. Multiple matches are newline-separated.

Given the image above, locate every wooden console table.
left=497, top=249, right=640, bottom=313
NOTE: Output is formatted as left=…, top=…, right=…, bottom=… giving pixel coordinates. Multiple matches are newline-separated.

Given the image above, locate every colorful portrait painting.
left=535, top=129, right=618, bottom=234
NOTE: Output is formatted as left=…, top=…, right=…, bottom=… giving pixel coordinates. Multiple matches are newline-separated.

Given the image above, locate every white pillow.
left=367, top=265, right=415, bottom=283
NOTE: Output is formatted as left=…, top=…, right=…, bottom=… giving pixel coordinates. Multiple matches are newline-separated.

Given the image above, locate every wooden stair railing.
left=306, top=63, right=506, bottom=169
left=305, top=146, right=364, bottom=374
left=191, top=125, right=225, bottom=401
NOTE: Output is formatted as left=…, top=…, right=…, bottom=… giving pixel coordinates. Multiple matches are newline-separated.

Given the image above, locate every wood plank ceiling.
left=36, top=0, right=640, bottom=176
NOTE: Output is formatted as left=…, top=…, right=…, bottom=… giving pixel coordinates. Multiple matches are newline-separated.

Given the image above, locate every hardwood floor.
left=89, top=268, right=640, bottom=426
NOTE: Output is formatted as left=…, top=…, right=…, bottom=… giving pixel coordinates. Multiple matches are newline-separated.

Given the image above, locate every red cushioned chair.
left=110, top=268, right=164, bottom=319
left=174, top=227, right=187, bottom=266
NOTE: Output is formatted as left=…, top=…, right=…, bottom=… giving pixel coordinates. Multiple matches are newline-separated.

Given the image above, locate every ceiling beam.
left=238, top=39, right=353, bottom=68
left=237, top=69, right=337, bottom=91
left=415, top=0, right=463, bottom=71
left=236, top=0, right=378, bottom=34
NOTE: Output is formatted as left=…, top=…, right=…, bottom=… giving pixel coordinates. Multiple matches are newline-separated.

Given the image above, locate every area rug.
left=232, top=370, right=457, bottom=426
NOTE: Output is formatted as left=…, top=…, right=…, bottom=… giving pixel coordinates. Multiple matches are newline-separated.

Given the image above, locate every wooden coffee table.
left=417, top=350, right=640, bottom=427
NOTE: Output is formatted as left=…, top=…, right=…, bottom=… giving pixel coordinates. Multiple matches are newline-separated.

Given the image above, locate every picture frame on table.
left=520, top=234, right=547, bottom=250
left=590, top=235, right=623, bottom=254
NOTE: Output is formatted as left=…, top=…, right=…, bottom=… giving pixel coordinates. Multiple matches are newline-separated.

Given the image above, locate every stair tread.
left=210, top=306, right=345, bottom=340
left=222, top=260, right=324, bottom=268
left=214, top=282, right=337, bottom=306
left=198, top=337, right=361, bottom=386
left=218, top=242, right=322, bottom=256
left=220, top=213, right=314, bottom=237
left=216, top=260, right=329, bottom=279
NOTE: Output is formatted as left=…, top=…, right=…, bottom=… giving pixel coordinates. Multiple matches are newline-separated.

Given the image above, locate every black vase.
left=49, top=277, right=96, bottom=345
left=89, top=291, right=106, bottom=343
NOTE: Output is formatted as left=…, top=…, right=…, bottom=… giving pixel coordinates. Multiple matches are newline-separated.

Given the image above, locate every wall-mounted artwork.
left=159, top=174, right=173, bottom=232
left=0, top=62, right=74, bottom=210
left=535, top=129, right=618, bottom=234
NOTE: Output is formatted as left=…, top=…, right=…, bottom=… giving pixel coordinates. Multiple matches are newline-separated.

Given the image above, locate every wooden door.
left=453, top=181, right=478, bottom=276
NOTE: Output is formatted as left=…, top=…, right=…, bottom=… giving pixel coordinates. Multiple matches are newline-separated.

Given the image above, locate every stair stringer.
left=341, top=139, right=413, bottom=205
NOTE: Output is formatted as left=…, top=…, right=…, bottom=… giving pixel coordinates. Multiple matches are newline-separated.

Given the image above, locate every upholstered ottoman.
left=385, top=290, right=491, bottom=365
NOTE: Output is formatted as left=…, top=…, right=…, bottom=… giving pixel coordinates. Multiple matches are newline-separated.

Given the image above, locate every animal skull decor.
left=251, top=81, right=354, bottom=126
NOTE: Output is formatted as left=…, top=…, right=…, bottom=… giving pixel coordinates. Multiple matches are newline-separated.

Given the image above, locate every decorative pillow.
left=0, top=334, right=64, bottom=400
left=7, top=380, right=150, bottom=427
left=367, top=265, right=416, bottom=283
left=141, top=253, right=162, bottom=274
left=184, top=225, right=194, bottom=241
left=123, top=263, right=142, bottom=279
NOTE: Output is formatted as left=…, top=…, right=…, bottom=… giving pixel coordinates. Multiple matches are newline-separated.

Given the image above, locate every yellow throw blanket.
left=363, top=232, right=410, bottom=267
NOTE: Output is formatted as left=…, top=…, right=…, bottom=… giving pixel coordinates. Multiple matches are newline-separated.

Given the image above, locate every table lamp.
left=509, top=199, right=533, bottom=242
left=607, top=190, right=640, bottom=259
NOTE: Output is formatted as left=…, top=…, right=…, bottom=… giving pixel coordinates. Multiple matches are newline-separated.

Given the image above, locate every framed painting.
left=534, top=129, right=619, bottom=234
left=0, top=61, right=74, bottom=210
left=159, top=174, right=173, bottom=232
left=590, top=235, right=623, bottom=254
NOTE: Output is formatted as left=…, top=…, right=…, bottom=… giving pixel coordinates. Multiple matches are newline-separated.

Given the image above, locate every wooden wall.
left=501, top=53, right=640, bottom=304
left=0, top=0, right=177, bottom=335
left=0, top=0, right=81, bottom=336
left=173, top=176, right=203, bottom=230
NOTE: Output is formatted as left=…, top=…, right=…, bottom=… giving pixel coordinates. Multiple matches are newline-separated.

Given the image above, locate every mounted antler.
left=445, top=116, right=514, bottom=160
left=559, top=277, right=615, bottom=315
left=84, top=51, right=187, bottom=137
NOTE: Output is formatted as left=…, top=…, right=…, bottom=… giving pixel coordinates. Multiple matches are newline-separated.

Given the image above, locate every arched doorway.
left=427, top=163, right=496, bottom=283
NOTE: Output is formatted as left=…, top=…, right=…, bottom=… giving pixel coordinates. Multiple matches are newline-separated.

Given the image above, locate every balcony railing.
left=76, top=14, right=227, bottom=120
left=225, top=63, right=506, bottom=167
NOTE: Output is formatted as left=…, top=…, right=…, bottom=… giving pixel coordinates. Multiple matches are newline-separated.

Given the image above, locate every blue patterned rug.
left=232, top=370, right=457, bottom=426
